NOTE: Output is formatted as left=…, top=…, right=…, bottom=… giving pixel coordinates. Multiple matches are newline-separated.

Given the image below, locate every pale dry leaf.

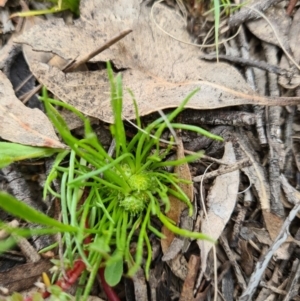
left=0, top=0, right=8, bottom=7
left=278, top=8, right=300, bottom=90
left=15, top=0, right=300, bottom=123
left=252, top=228, right=272, bottom=245
left=20, top=17, right=54, bottom=66
left=246, top=5, right=291, bottom=49
left=277, top=8, right=300, bottom=89
left=197, top=142, right=239, bottom=278
left=0, top=71, right=65, bottom=148
left=288, top=7, right=300, bottom=64
left=161, top=137, right=193, bottom=255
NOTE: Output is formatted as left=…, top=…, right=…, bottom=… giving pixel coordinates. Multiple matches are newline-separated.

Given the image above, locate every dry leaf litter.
left=0, top=0, right=300, bottom=300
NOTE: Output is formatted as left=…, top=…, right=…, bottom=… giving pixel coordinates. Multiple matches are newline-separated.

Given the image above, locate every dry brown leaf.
left=262, top=210, right=284, bottom=241
left=15, top=0, right=300, bottom=123
left=0, top=259, right=52, bottom=294
left=179, top=255, right=200, bottom=301
left=0, top=71, right=65, bottom=148
left=161, top=137, right=193, bottom=254
left=197, top=142, right=239, bottom=278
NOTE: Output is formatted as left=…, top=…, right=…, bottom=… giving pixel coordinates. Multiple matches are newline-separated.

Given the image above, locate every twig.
left=228, top=0, right=284, bottom=28
left=193, top=158, right=251, bottom=182
left=239, top=201, right=300, bottom=301
left=181, top=109, right=256, bottom=126
left=22, top=29, right=133, bottom=103
left=230, top=192, right=251, bottom=247
left=199, top=154, right=230, bottom=165
left=259, top=280, right=287, bottom=295
left=286, top=0, right=298, bottom=15
left=200, top=54, right=291, bottom=76
left=282, top=258, right=300, bottom=301
left=12, top=234, right=41, bottom=263
left=219, top=234, right=247, bottom=291
left=263, top=43, right=284, bottom=218
left=65, top=29, right=132, bottom=72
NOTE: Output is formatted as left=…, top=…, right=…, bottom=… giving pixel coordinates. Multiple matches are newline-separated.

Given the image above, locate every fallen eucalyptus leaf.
left=197, top=142, right=239, bottom=280
left=15, top=0, right=300, bottom=123
left=0, top=71, right=65, bottom=148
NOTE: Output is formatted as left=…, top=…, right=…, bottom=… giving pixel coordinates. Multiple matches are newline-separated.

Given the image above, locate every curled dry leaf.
left=0, top=71, right=65, bottom=148
left=197, top=142, right=239, bottom=280
left=15, top=0, right=300, bottom=123
left=246, top=4, right=291, bottom=50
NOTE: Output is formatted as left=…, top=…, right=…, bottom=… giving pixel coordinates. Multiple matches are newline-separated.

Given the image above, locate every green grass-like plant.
left=0, top=63, right=222, bottom=300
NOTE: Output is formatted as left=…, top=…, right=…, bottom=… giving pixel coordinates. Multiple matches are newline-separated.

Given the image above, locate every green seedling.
left=0, top=62, right=222, bottom=301
left=196, top=0, right=246, bottom=58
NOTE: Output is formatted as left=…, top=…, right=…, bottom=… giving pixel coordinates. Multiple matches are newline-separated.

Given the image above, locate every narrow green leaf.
left=0, top=142, right=60, bottom=168
left=170, top=123, right=224, bottom=141
left=0, top=192, right=77, bottom=232
left=0, top=236, right=17, bottom=253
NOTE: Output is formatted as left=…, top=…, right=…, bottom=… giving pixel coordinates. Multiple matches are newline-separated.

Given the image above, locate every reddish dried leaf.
left=262, top=210, right=284, bottom=241
left=179, top=255, right=200, bottom=301
left=161, top=138, right=193, bottom=254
